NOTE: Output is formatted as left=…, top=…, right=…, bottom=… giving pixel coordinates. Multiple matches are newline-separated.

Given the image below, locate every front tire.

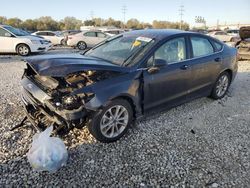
left=87, top=99, right=133, bottom=143
left=77, top=41, right=87, bottom=50
left=16, top=44, right=30, bottom=56
left=210, top=72, right=231, bottom=99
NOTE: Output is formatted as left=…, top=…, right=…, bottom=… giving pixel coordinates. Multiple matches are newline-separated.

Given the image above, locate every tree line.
left=0, top=16, right=190, bottom=31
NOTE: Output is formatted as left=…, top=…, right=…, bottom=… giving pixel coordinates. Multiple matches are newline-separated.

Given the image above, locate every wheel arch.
left=15, top=43, right=31, bottom=52
left=77, top=41, right=87, bottom=45
left=111, top=94, right=139, bottom=119
left=221, top=69, right=233, bottom=82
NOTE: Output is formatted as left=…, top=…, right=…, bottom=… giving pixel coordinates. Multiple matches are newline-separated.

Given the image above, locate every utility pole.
left=90, top=11, right=94, bottom=20
left=217, top=19, right=220, bottom=30
left=122, top=5, right=127, bottom=29
left=179, top=4, right=184, bottom=30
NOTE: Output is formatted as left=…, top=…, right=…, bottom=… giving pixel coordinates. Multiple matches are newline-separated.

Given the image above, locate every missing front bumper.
left=21, top=77, right=88, bottom=133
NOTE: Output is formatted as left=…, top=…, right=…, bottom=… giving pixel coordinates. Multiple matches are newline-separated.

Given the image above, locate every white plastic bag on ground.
left=27, top=126, right=68, bottom=172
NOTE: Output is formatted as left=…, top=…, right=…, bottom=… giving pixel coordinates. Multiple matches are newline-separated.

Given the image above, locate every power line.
left=122, top=5, right=127, bottom=29
left=179, top=5, right=184, bottom=30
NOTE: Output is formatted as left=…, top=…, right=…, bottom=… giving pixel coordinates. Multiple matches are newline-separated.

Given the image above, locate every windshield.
left=3, top=26, right=29, bottom=36
left=85, top=35, right=155, bottom=66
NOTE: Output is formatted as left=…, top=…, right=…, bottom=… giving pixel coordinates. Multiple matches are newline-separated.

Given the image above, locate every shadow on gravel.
left=1, top=69, right=250, bottom=187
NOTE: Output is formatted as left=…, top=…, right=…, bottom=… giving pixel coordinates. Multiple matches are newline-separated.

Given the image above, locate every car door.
left=0, top=28, right=16, bottom=52
left=187, top=35, right=222, bottom=97
left=83, top=31, right=98, bottom=47
left=143, top=37, right=193, bottom=110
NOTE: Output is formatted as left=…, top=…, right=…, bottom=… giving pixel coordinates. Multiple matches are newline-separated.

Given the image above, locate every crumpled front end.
left=21, top=62, right=119, bottom=134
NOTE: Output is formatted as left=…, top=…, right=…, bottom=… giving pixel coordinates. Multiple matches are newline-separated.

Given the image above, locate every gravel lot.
left=0, top=48, right=250, bottom=187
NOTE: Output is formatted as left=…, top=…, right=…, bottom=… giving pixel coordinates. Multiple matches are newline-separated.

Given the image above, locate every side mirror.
left=4, top=32, right=12, bottom=37
left=154, top=59, right=167, bottom=67
left=147, top=59, right=167, bottom=74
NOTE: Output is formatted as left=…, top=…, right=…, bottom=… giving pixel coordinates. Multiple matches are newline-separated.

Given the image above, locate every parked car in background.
left=67, top=30, right=110, bottom=50
left=62, top=30, right=81, bottom=36
left=226, top=29, right=239, bottom=37
left=21, top=29, right=238, bottom=142
left=207, top=31, right=240, bottom=42
left=32, top=31, right=64, bottom=45
left=61, top=30, right=81, bottom=45
left=189, top=29, right=208, bottom=34
left=103, top=29, right=125, bottom=36
left=0, top=25, right=51, bottom=56
left=236, top=26, right=250, bottom=60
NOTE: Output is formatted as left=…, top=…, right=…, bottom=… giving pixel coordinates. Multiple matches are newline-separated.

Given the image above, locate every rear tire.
left=77, top=41, right=87, bottom=50
left=87, top=99, right=133, bottom=143
left=16, top=44, right=30, bottom=56
left=210, top=72, right=231, bottom=99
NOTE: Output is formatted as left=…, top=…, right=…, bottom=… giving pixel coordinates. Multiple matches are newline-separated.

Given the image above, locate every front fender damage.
left=72, top=70, right=143, bottom=116
left=21, top=63, right=143, bottom=134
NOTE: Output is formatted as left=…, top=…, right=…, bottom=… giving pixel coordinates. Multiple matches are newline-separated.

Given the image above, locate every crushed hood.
left=25, top=54, right=130, bottom=77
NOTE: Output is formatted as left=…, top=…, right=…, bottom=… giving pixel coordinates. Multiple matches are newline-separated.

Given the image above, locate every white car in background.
left=32, top=31, right=64, bottom=45
left=0, top=25, right=51, bottom=56
left=67, top=30, right=110, bottom=50
left=226, top=29, right=239, bottom=37
left=207, top=31, right=240, bottom=42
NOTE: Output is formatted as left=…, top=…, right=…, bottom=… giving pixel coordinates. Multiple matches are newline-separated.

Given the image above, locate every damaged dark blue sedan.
left=21, top=29, right=238, bottom=142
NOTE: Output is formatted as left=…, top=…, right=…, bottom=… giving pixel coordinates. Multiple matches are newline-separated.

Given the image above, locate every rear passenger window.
left=213, top=41, right=223, bottom=51
left=47, top=32, right=55, bottom=36
left=37, top=32, right=47, bottom=36
left=191, top=37, right=214, bottom=57
left=97, top=32, right=107, bottom=38
left=84, top=32, right=96, bottom=37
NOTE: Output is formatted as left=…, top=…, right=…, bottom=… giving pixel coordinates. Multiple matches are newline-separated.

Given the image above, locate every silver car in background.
left=67, top=30, right=110, bottom=50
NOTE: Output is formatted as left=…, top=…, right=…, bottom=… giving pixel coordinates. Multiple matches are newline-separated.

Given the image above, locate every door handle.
left=214, top=57, right=222, bottom=62
left=180, top=65, right=190, bottom=70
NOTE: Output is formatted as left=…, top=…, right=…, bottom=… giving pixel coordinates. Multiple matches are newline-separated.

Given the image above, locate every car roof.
left=36, top=31, right=55, bottom=33
left=82, top=30, right=105, bottom=33
left=123, top=29, right=191, bottom=40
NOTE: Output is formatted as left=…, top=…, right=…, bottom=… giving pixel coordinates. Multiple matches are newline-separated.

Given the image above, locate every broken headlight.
left=62, top=95, right=83, bottom=110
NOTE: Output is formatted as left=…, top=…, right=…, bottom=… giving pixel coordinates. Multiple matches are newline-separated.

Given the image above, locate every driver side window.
left=154, top=37, right=186, bottom=65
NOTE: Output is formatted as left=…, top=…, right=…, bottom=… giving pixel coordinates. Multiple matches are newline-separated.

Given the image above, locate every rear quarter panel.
left=221, top=45, right=238, bottom=81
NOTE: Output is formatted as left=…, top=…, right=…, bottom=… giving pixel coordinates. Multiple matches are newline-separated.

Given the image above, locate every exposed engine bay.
left=21, top=63, right=120, bottom=134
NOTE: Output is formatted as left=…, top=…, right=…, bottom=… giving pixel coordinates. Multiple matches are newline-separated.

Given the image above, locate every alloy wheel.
left=215, top=75, right=229, bottom=97
left=100, top=105, right=129, bottom=138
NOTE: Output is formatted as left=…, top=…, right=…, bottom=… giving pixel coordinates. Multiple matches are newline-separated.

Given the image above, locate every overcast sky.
left=1, top=0, right=250, bottom=26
